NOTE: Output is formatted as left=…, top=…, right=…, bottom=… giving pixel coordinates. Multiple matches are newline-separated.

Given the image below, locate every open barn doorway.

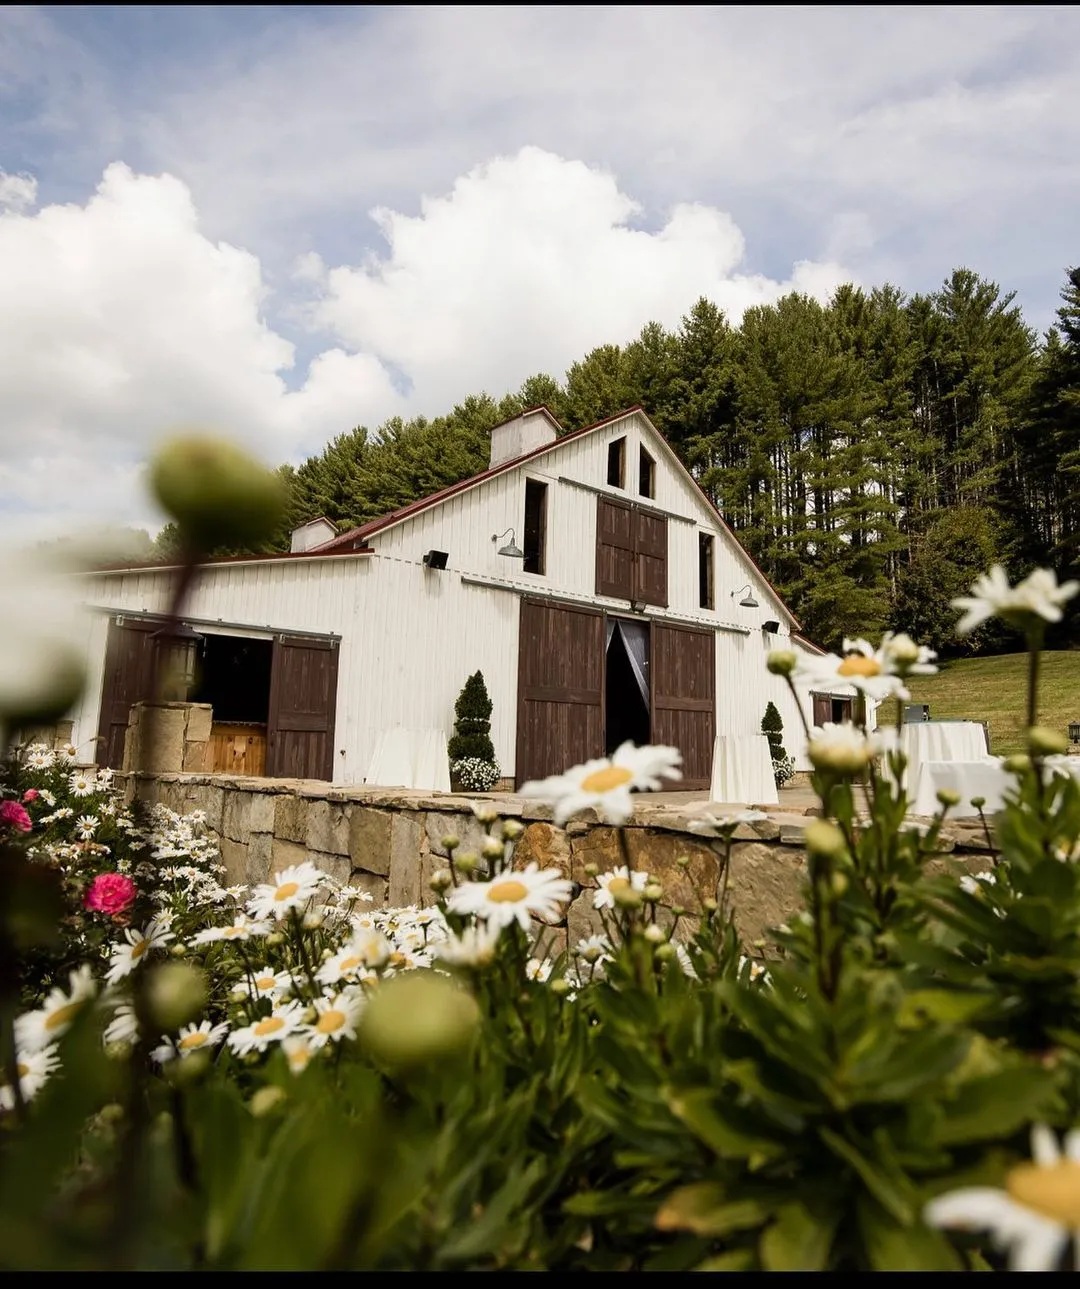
left=605, top=617, right=650, bottom=755
left=190, top=634, right=273, bottom=775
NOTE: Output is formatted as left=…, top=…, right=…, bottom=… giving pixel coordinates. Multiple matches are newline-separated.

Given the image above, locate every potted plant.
left=448, top=671, right=500, bottom=792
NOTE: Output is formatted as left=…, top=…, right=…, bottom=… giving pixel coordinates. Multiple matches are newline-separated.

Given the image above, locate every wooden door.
left=516, top=600, right=604, bottom=786
left=811, top=694, right=832, bottom=728
left=595, top=498, right=634, bottom=599
left=634, top=511, right=668, bottom=607
left=97, top=618, right=162, bottom=769
left=651, top=623, right=715, bottom=790
left=266, top=636, right=340, bottom=781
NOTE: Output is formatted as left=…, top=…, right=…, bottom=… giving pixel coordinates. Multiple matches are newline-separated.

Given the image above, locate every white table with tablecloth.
left=364, top=728, right=451, bottom=792
left=710, top=733, right=779, bottom=806
left=911, top=756, right=1080, bottom=817
left=901, top=721, right=990, bottom=780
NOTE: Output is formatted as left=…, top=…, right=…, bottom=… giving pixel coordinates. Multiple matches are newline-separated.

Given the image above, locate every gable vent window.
left=523, top=479, right=548, bottom=575
left=698, top=533, right=714, bottom=609
left=607, top=437, right=626, bottom=488
left=639, top=446, right=655, bottom=499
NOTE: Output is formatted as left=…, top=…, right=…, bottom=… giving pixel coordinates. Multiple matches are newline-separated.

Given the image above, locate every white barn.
left=69, top=406, right=852, bottom=790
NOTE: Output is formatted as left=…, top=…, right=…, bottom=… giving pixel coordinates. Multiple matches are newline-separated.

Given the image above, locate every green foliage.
left=447, top=670, right=496, bottom=764
left=760, top=702, right=791, bottom=789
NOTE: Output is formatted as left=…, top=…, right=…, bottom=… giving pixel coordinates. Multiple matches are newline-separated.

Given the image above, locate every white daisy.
left=152, top=1020, right=230, bottom=1064
left=106, top=919, right=174, bottom=982
left=0, top=1044, right=61, bottom=1110
left=690, top=810, right=769, bottom=837
left=797, top=640, right=909, bottom=703
left=247, top=862, right=324, bottom=921
left=25, top=746, right=55, bottom=770
left=282, top=1035, right=315, bottom=1075
left=925, top=1124, right=1080, bottom=1271
left=224, top=885, right=248, bottom=900
left=316, top=930, right=392, bottom=985
left=302, top=990, right=364, bottom=1048
left=193, top=915, right=271, bottom=945
left=226, top=1001, right=305, bottom=1056
left=74, top=815, right=100, bottom=840
left=68, top=771, right=97, bottom=798
left=15, top=965, right=97, bottom=1053
left=434, top=922, right=504, bottom=968
left=103, top=1000, right=139, bottom=1046
left=738, top=955, right=769, bottom=983
left=879, top=631, right=938, bottom=676
left=525, top=958, right=553, bottom=982
left=519, top=742, right=682, bottom=826
left=593, top=866, right=650, bottom=910
left=38, top=789, right=56, bottom=808
left=574, top=934, right=613, bottom=963
left=952, top=565, right=1079, bottom=637
left=960, top=871, right=998, bottom=895
left=447, top=863, right=573, bottom=931
left=97, top=766, right=115, bottom=789
left=240, top=967, right=293, bottom=1001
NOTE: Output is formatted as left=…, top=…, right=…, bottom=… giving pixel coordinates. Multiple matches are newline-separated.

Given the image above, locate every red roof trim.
left=313, top=405, right=647, bottom=554
left=87, top=547, right=373, bottom=575
left=792, top=631, right=826, bottom=655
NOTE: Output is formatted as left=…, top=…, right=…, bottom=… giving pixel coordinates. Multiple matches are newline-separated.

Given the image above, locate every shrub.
left=761, top=700, right=792, bottom=787
left=447, top=670, right=496, bottom=764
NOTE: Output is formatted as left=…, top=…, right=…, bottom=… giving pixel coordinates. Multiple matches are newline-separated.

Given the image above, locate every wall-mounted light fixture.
left=491, top=527, right=524, bottom=559
left=1070, top=720, right=1080, bottom=744
left=422, top=550, right=449, bottom=570
left=731, top=584, right=759, bottom=609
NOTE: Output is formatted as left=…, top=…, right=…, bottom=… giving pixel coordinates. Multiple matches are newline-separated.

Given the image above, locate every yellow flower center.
left=178, top=1031, right=209, bottom=1051
left=131, top=939, right=150, bottom=960
left=253, top=1016, right=285, bottom=1038
left=274, top=882, right=299, bottom=902
left=16, top=1063, right=28, bottom=1078
left=389, top=952, right=406, bottom=966
left=1006, top=1161, right=1080, bottom=1226
left=605, top=876, right=631, bottom=896
left=224, top=926, right=245, bottom=938
left=580, top=766, right=635, bottom=793
left=316, top=1010, right=346, bottom=1034
left=45, top=1001, right=83, bottom=1031
left=338, top=955, right=362, bottom=973
left=487, top=880, right=528, bottom=903
left=837, top=655, right=881, bottom=678
left=255, top=976, right=276, bottom=991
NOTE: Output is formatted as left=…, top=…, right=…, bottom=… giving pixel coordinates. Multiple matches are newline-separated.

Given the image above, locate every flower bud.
left=104, top=1041, right=133, bottom=1063
left=429, top=869, right=452, bottom=893
left=142, top=962, right=207, bottom=1033
left=831, top=871, right=849, bottom=895
left=936, top=788, right=962, bottom=809
left=471, top=802, right=499, bottom=824
left=653, top=942, right=677, bottom=962
left=454, top=852, right=479, bottom=875
left=164, top=1050, right=211, bottom=1087
left=481, top=837, right=504, bottom=860
left=643, top=882, right=664, bottom=902
left=676, top=855, right=691, bottom=868
left=359, top=971, right=480, bottom=1069
left=584, top=863, right=599, bottom=877
left=970, top=796, right=986, bottom=810
left=249, top=1085, right=287, bottom=1118
left=883, top=633, right=922, bottom=669
left=149, top=434, right=285, bottom=554
left=302, top=912, right=324, bottom=930
left=168, top=942, right=188, bottom=957
left=702, top=897, right=718, bottom=913
left=671, top=905, right=687, bottom=918
left=804, top=819, right=847, bottom=861
left=441, top=834, right=460, bottom=852
left=501, top=819, right=524, bottom=841
left=1028, top=726, right=1068, bottom=757
left=266, top=932, right=286, bottom=947
left=643, top=923, right=667, bottom=943
left=611, top=884, right=643, bottom=909
left=1004, top=754, right=1032, bottom=775
left=550, top=977, right=572, bottom=997
left=766, top=649, right=797, bottom=677
left=808, top=733, right=870, bottom=776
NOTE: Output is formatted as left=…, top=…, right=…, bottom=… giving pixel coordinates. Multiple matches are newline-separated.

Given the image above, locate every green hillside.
left=884, top=652, right=1080, bottom=755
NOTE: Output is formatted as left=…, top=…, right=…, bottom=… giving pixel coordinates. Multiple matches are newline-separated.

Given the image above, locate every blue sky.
left=1, top=5, right=1077, bottom=541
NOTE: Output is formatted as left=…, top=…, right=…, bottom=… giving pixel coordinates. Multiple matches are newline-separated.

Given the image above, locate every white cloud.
left=0, top=149, right=848, bottom=543
left=0, top=170, right=37, bottom=212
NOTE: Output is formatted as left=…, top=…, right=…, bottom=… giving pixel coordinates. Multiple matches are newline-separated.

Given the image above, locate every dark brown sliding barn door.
left=633, top=511, right=668, bottom=607
left=97, top=617, right=163, bottom=769
left=516, top=599, right=604, bottom=787
left=650, top=623, right=715, bottom=790
left=266, top=635, right=340, bottom=781
left=595, top=497, right=634, bottom=599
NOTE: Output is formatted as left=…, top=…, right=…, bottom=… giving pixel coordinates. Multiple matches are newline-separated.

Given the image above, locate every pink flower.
left=84, top=872, right=137, bottom=915
left=22, top=789, right=40, bottom=803
left=0, top=800, right=32, bottom=832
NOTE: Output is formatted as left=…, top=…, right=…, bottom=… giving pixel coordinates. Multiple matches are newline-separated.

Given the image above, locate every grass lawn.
left=881, top=651, right=1080, bottom=756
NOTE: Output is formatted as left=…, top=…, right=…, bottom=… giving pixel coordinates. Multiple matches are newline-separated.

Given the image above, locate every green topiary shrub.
left=447, top=670, right=496, bottom=764
left=762, top=701, right=793, bottom=787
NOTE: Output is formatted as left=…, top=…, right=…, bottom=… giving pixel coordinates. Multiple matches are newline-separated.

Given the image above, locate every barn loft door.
left=97, top=617, right=164, bottom=769
left=651, top=623, right=715, bottom=790
left=595, top=497, right=667, bottom=606
left=266, top=635, right=340, bottom=781
left=516, top=599, right=604, bottom=787
left=811, top=694, right=832, bottom=728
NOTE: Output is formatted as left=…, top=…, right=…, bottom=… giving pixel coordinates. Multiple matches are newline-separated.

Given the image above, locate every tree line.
left=159, top=266, right=1080, bottom=653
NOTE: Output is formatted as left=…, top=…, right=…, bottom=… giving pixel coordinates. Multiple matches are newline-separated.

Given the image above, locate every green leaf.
left=858, top=1195, right=962, bottom=1271
left=760, top=1201, right=839, bottom=1271
left=655, top=1183, right=770, bottom=1237
left=933, top=1068, right=1058, bottom=1146
left=818, top=1128, right=915, bottom=1223
left=665, top=1088, right=786, bottom=1162
left=897, top=989, right=995, bottom=1026
left=694, top=1248, right=758, bottom=1271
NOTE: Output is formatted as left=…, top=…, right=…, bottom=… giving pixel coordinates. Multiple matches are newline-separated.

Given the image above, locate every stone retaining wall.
left=120, top=771, right=995, bottom=953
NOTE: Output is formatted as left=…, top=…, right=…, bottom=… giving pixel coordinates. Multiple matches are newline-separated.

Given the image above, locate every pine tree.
left=447, top=671, right=496, bottom=764
left=761, top=701, right=786, bottom=761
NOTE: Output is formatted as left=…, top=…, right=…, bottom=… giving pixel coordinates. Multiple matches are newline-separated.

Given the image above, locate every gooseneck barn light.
left=731, top=584, right=759, bottom=609
left=492, top=527, right=524, bottom=559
